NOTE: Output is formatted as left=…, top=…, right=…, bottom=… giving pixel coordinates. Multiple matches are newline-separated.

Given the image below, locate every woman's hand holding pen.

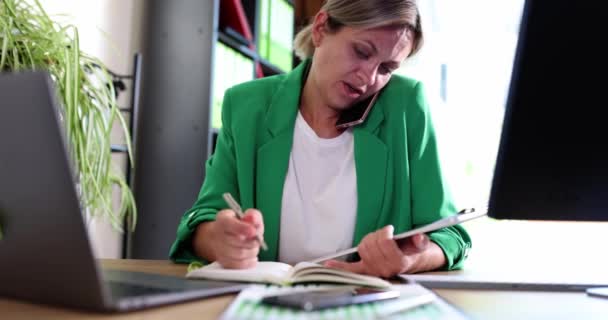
left=192, top=209, right=265, bottom=269
left=324, top=225, right=447, bottom=277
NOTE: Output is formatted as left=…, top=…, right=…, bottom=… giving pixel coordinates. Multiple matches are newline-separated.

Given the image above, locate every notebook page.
left=289, top=262, right=391, bottom=288
left=186, top=261, right=293, bottom=284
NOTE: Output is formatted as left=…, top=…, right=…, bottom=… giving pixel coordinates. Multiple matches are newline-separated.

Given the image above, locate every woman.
left=169, top=0, right=471, bottom=278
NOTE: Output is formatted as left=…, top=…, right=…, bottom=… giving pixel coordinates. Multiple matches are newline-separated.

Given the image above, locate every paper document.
left=219, top=283, right=440, bottom=320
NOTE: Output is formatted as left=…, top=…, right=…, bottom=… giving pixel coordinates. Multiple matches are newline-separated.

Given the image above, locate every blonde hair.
left=293, top=0, right=423, bottom=60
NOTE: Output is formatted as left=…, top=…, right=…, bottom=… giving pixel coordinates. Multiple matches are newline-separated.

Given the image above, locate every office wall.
left=38, top=0, right=146, bottom=258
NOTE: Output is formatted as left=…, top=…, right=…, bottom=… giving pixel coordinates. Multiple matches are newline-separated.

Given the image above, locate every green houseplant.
left=0, top=0, right=137, bottom=238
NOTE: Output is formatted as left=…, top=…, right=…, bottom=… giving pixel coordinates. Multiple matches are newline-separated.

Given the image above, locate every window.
left=398, top=0, right=608, bottom=272
left=397, top=0, right=525, bottom=210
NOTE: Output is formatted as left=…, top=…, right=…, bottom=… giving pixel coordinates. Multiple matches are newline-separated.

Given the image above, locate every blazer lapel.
left=255, top=59, right=388, bottom=258
left=256, top=61, right=308, bottom=261
left=352, top=95, right=388, bottom=246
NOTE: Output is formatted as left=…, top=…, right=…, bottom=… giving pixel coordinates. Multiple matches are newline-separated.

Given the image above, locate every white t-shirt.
left=278, top=111, right=357, bottom=265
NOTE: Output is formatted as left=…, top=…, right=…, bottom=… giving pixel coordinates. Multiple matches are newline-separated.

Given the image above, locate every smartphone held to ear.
left=260, top=287, right=400, bottom=311
left=335, top=91, right=379, bottom=129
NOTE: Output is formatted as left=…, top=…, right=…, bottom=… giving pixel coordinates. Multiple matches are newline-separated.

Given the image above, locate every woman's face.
left=310, top=12, right=414, bottom=111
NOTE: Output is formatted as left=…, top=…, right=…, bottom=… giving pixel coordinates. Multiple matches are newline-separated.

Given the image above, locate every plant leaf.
left=0, top=0, right=137, bottom=233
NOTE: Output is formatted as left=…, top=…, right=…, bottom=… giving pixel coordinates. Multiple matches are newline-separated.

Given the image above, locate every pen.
left=222, top=192, right=268, bottom=251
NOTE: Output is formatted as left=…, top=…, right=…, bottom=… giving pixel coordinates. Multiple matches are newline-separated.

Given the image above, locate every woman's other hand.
left=324, top=225, right=446, bottom=277
left=192, top=209, right=264, bottom=269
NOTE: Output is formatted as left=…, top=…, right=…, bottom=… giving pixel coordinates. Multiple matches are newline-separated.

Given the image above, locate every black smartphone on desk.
left=260, top=287, right=400, bottom=311
left=335, top=91, right=379, bottom=129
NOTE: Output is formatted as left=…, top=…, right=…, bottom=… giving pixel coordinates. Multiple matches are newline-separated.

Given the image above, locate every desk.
left=1, top=259, right=607, bottom=319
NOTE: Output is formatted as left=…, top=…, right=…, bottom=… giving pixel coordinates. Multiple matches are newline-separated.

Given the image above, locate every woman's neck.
left=299, top=69, right=343, bottom=139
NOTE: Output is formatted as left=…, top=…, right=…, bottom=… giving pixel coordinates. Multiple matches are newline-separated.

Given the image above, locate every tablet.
left=261, top=287, right=401, bottom=311
left=308, top=208, right=487, bottom=264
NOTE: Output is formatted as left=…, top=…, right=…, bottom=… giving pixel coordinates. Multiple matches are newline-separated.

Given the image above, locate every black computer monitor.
left=487, top=0, right=608, bottom=221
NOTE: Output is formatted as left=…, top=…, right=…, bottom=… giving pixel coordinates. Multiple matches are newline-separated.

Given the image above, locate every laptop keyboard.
left=106, top=281, right=175, bottom=298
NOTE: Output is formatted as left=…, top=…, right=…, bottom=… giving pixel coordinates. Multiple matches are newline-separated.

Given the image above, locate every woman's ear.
left=311, top=11, right=330, bottom=48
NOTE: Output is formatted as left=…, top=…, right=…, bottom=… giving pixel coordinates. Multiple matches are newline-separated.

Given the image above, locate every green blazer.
left=169, top=59, right=472, bottom=270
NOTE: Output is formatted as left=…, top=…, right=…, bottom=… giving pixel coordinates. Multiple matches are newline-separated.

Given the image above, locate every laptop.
left=400, top=270, right=608, bottom=292
left=0, top=71, right=247, bottom=312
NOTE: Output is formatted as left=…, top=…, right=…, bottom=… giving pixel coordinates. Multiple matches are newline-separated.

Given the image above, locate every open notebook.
left=187, top=261, right=391, bottom=288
